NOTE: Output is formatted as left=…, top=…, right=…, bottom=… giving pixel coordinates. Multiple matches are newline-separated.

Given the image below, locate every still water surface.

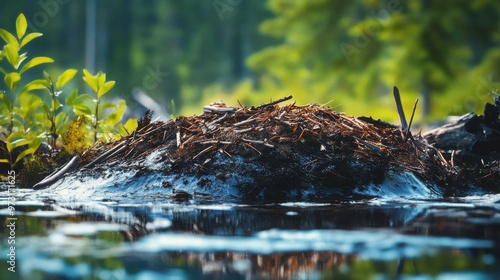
left=1, top=190, right=499, bottom=279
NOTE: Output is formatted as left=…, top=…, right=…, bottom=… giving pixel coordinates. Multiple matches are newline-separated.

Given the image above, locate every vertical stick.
left=393, top=86, right=408, bottom=130
left=176, top=131, right=181, bottom=148
left=407, top=98, right=419, bottom=133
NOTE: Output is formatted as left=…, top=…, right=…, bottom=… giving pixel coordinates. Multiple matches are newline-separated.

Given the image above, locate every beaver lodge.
left=30, top=88, right=500, bottom=202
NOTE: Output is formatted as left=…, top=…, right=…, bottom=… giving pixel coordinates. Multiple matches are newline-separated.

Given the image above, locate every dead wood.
left=30, top=95, right=500, bottom=196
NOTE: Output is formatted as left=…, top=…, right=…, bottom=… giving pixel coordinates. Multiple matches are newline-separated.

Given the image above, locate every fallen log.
left=424, top=93, right=500, bottom=164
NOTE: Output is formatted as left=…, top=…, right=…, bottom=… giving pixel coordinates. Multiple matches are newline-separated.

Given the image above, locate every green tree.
left=243, top=0, right=500, bottom=121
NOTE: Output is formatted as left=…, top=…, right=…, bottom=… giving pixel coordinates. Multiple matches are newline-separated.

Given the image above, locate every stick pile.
left=78, top=98, right=457, bottom=192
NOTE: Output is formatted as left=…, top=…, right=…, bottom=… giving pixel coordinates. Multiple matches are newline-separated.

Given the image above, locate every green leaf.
left=56, top=69, right=78, bottom=89
left=0, top=92, right=11, bottom=108
left=5, top=139, right=13, bottom=153
left=98, top=72, right=106, bottom=86
left=3, top=44, right=20, bottom=69
left=101, top=102, right=117, bottom=109
left=4, top=72, right=21, bottom=91
left=18, top=52, right=28, bottom=68
left=9, top=137, right=31, bottom=150
left=72, top=104, right=92, bottom=116
left=117, top=118, right=138, bottom=136
left=52, top=97, right=62, bottom=111
left=102, top=99, right=126, bottom=126
left=16, top=14, right=28, bottom=39
left=20, top=32, right=43, bottom=48
left=55, top=111, right=68, bottom=133
left=72, top=94, right=94, bottom=115
left=0, top=66, right=6, bottom=75
left=43, top=70, right=51, bottom=81
left=20, top=79, right=49, bottom=94
left=83, top=69, right=99, bottom=93
left=42, top=103, right=51, bottom=115
left=15, top=138, right=42, bottom=165
left=15, top=91, right=42, bottom=119
left=20, top=56, right=54, bottom=74
left=97, top=81, right=115, bottom=98
left=0, top=29, right=18, bottom=49
left=18, top=91, right=42, bottom=108
left=98, top=102, right=116, bottom=118
left=65, top=89, right=79, bottom=105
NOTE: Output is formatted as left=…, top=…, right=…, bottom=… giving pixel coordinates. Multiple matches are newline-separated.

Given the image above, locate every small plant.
left=83, top=69, right=117, bottom=143
left=66, top=69, right=136, bottom=144
left=0, top=13, right=53, bottom=169
left=0, top=132, right=43, bottom=170
left=22, top=69, right=78, bottom=148
left=0, top=13, right=137, bottom=174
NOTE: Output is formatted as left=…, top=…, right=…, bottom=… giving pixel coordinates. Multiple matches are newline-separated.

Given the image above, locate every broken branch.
left=393, top=86, right=408, bottom=130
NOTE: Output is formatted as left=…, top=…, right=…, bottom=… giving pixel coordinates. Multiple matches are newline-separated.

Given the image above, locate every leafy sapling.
left=22, top=69, right=78, bottom=148
left=0, top=13, right=53, bottom=168
left=0, top=13, right=53, bottom=134
left=0, top=13, right=137, bottom=173
left=81, top=69, right=136, bottom=143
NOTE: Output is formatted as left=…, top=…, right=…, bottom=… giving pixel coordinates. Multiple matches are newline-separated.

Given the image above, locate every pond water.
left=1, top=189, right=500, bottom=279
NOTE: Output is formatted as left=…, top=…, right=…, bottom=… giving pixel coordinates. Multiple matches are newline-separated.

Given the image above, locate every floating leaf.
left=20, top=32, right=43, bottom=48
left=4, top=72, right=21, bottom=91
left=16, top=13, right=27, bottom=39
left=20, top=56, right=54, bottom=74
left=56, top=69, right=78, bottom=89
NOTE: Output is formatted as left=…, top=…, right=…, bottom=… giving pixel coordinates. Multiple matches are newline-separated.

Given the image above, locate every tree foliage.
left=1, top=1, right=499, bottom=122
left=237, top=0, right=500, bottom=121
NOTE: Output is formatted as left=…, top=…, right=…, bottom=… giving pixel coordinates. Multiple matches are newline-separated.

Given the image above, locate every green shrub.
left=0, top=13, right=137, bottom=172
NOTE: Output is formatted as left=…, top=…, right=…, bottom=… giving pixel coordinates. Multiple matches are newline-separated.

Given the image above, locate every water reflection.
left=0, top=196, right=499, bottom=279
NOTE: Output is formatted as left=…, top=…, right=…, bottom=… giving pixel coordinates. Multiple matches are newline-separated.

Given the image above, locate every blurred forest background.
left=2, top=0, right=500, bottom=123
